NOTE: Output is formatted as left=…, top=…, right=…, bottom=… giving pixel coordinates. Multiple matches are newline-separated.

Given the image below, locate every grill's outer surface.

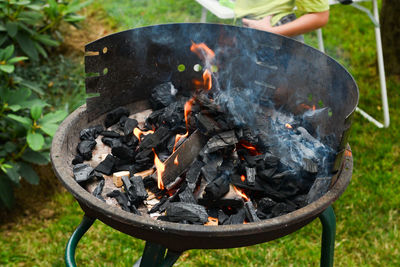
left=51, top=23, right=357, bottom=251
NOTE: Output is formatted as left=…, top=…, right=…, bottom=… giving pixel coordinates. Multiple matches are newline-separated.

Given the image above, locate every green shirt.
left=234, top=0, right=329, bottom=26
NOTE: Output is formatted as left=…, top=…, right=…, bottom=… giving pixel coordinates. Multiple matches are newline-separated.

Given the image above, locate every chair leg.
left=65, top=215, right=96, bottom=267
left=319, top=205, right=336, bottom=267
left=316, top=28, right=325, bottom=53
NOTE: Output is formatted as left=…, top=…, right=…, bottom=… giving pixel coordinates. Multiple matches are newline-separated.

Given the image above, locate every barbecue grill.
left=51, top=23, right=358, bottom=266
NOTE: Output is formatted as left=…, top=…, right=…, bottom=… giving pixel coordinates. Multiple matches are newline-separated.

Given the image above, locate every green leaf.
left=0, top=34, right=8, bottom=46
left=66, top=0, right=93, bottom=14
left=19, top=80, right=44, bottom=95
left=27, top=131, right=44, bottom=151
left=33, top=41, right=47, bottom=58
left=7, top=87, right=31, bottom=105
left=20, top=98, right=48, bottom=109
left=14, top=1, right=31, bottom=5
left=0, top=64, right=15, bottom=73
left=4, top=142, right=17, bottom=153
left=0, top=175, right=15, bottom=209
left=40, top=122, right=58, bottom=136
left=8, top=104, right=21, bottom=112
left=3, top=44, right=14, bottom=59
left=18, top=162, right=39, bottom=185
left=64, top=14, right=85, bottom=22
left=15, top=32, right=39, bottom=61
left=47, top=0, right=58, bottom=18
left=3, top=163, right=20, bottom=183
left=30, top=105, right=42, bottom=120
left=7, top=114, right=32, bottom=127
left=34, top=34, right=59, bottom=46
left=21, top=149, right=48, bottom=165
left=27, top=4, right=42, bottom=11
left=41, top=110, right=68, bottom=124
left=8, top=56, right=28, bottom=64
left=6, top=21, right=18, bottom=38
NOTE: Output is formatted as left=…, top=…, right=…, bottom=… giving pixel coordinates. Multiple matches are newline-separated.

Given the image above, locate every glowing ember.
left=241, top=175, right=246, bottom=182
left=238, top=141, right=262, bottom=156
left=133, top=127, right=154, bottom=141
left=233, top=186, right=249, bottom=202
left=205, top=217, right=218, bottom=226
left=174, top=155, right=179, bottom=166
left=300, top=103, right=317, bottom=111
left=152, top=148, right=165, bottom=190
left=285, top=123, right=293, bottom=129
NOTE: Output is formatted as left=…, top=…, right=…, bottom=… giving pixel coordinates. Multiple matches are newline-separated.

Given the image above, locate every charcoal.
left=271, top=170, right=296, bottom=185
left=77, top=140, right=97, bottom=160
left=129, top=176, right=148, bottom=203
left=158, top=198, right=171, bottom=213
left=143, top=175, right=157, bottom=189
left=159, top=102, right=184, bottom=129
left=118, top=115, right=128, bottom=128
left=218, top=210, right=229, bottom=225
left=106, top=190, right=140, bottom=214
left=101, top=137, right=122, bottom=148
left=95, top=154, right=116, bottom=175
left=203, top=130, right=238, bottom=153
left=165, top=202, right=208, bottom=224
left=200, top=154, right=223, bottom=182
left=149, top=196, right=168, bottom=213
left=245, top=167, right=256, bottom=186
left=257, top=168, right=277, bottom=181
left=135, top=149, right=153, bottom=163
left=195, top=113, right=221, bottom=136
left=139, top=126, right=170, bottom=150
left=122, top=134, right=139, bottom=147
left=257, top=197, right=277, bottom=214
left=150, top=82, right=177, bottom=109
left=195, top=93, right=220, bottom=112
left=72, top=154, right=84, bottom=165
left=93, top=179, right=105, bottom=201
left=186, top=160, right=204, bottom=190
left=100, top=130, right=121, bottom=138
left=122, top=175, right=132, bottom=191
left=292, top=194, right=307, bottom=208
left=242, top=154, right=258, bottom=168
left=112, top=143, right=135, bottom=160
left=203, top=174, right=230, bottom=201
left=104, top=107, right=130, bottom=128
left=297, top=127, right=322, bottom=148
left=271, top=202, right=296, bottom=217
left=80, top=125, right=104, bottom=140
left=73, top=164, right=94, bottom=183
left=226, top=208, right=246, bottom=225
left=178, top=186, right=196, bottom=204
left=124, top=118, right=138, bottom=136
left=198, top=184, right=243, bottom=208
left=262, top=153, right=280, bottom=168
left=146, top=108, right=165, bottom=128
left=244, top=201, right=261, bottom=222
left=306, top=177, right=331, bottom=204
left=302, top=158, right=318, bottom=174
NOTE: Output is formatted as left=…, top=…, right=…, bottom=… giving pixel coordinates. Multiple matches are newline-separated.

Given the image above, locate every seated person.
left=233, top=0, right=329, bottom=41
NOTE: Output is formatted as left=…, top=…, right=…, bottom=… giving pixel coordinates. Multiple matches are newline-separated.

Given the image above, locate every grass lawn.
left=1, top=0, right=399, bottom=266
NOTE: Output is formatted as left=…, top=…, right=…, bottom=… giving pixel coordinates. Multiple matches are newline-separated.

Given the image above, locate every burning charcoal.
left=72, top=154, right=84, bottom=165
left=129, top=176, right=148, bottom=203
left=195, top=113, right=221, bottom=136
left=93, top=179, right=105, bottom=201
left=150, top=82, right=177, bottom=110
left=306, top=177, right=331, bottom=204
left=198, top=184, right=243, bottom=208
left=203, top=130, right=238, bottom=154
left=165, top=202, right=208, bottom=224
left=95, top=154, right=116, bottom=175
left=203, top=173, right=230, bottom=201
left=104, top=107, right=130, bottom=128
left=77, top=140, right=97, bottom=160
left=80, top=125, right=104, bottom=140
left=73, top=164, right=94, bottom=183
left=100, top=130, right=121, bottom=138
left=195, top=93, right=220, bottom=112
left=112, top=143, right=135, bottom=160
left=245, top=167, right=256, bottom=186
left=244, top=201, right=261, bottom=222
left=218, top=210, right=229, bottom=225
left=186, top=160, right=204, bottom=190
left=123, top=118, right=138, bottom=136
left=179, top=186, right=196, bottom=204
left=271, top=202, right=296, bottom=217
left=139, top=126, right=170, bottom=150
left=101, top=137, right=122, bottom=148
left=205, top=217, right=219, bottom=226
left=257, top=197, right=277, bottom=214
left=226, top=208, right=246, bottom=225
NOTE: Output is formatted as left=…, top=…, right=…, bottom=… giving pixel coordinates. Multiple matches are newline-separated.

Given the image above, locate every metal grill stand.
left=65, top=206, right=336, bottom=267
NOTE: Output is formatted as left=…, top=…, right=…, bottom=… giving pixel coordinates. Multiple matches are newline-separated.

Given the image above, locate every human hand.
left=242, top=15, right=273, bottom=32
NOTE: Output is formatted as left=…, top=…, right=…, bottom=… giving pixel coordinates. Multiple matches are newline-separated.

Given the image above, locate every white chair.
left=195, top=0, right=389, bottom=128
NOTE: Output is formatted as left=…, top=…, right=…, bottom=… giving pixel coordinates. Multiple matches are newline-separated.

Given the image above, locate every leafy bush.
left=0, top=0, right=92, bottom=61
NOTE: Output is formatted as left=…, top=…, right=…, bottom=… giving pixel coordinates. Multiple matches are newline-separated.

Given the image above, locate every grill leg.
left=134, top=241, right=182, bottom=267
left=65, top=215, right=96, bottom=267
left=319, top=205, right=336, bottom=267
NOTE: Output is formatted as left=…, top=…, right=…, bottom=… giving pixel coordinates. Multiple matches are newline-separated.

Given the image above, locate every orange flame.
left=203, top=69, right=212, bottom=90
left=190, top=42, right=215, bottom=62
left=240, top=175, right=246, bottom=182
left=152, top=148, right=165, bottom=190
left=174, top=155, right=179, bottom=166
left=285, top=123, right=293, bottom=129
left=172, top=98, right=194, bottom=152
left=133, top=128, right=154, bottom=141
left=238, top=141, right=262, bottom=156
left=300, top=104, right=317, bottom=111
left=233, top=186, right=249, bottom=202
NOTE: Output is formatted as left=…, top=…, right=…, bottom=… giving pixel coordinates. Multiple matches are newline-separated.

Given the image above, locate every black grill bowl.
left=51, top=23, right=357, bottom=252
